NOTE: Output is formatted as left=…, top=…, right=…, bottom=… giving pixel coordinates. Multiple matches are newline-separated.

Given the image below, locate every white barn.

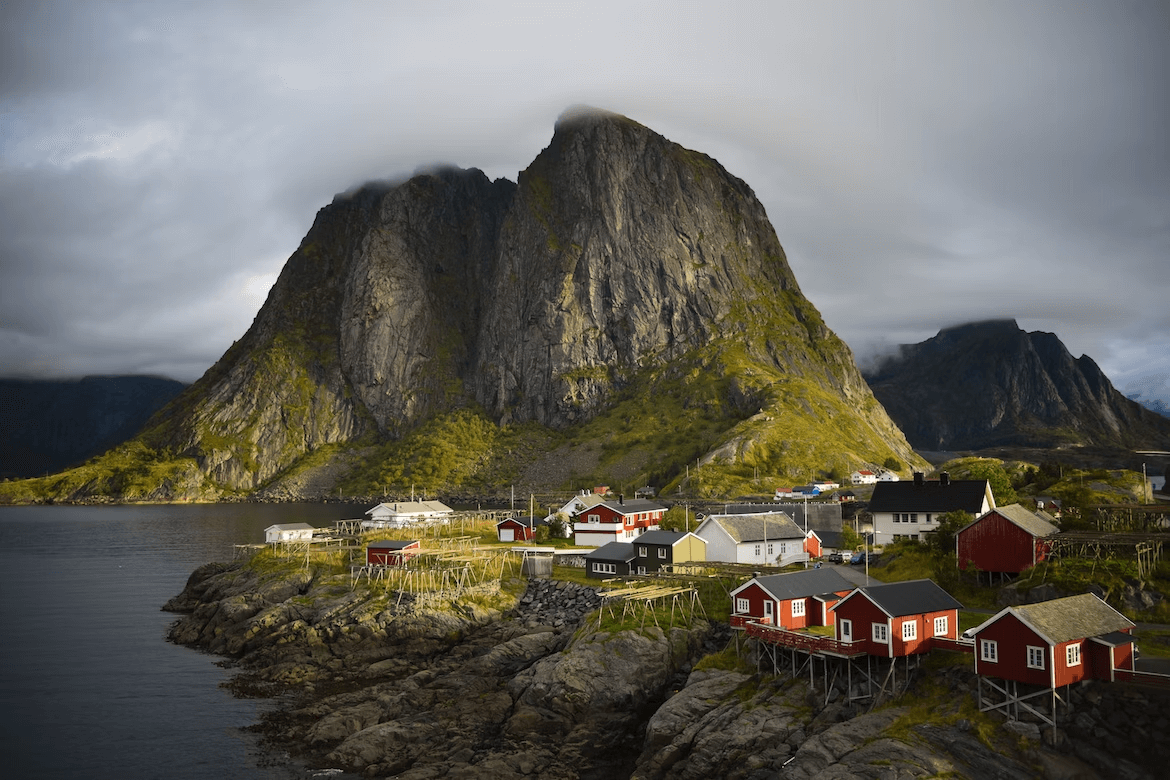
left=264, top=523, right=316, bottom=544
left=362, top=501, right=454, bottom=530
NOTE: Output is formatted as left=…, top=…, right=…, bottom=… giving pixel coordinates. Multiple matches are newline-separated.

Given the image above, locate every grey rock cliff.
left=140, top=108, right=917, bottom=493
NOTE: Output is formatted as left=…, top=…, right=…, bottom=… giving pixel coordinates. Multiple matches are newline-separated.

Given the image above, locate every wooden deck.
left=743, top=620, right=866, bottom=658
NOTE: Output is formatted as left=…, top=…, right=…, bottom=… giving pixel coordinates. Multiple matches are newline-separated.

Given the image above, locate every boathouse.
left=496, top=516, right=536, bottom=542
left=956, top=503, right=1058, bottom=576
left=730, top=568, right=855, bottom=630
left=365, top=539, right=421, bottom=566
left=264, top=523, right=315, bottom=544
left=831, top=579, right=963, bottom=657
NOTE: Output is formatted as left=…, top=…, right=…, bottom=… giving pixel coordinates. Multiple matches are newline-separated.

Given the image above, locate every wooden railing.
left=1113, top=669, right=1170, bottom=688
left=743, top=621, right=866, bottom=657
left=930, top=636, right=975, bottom=654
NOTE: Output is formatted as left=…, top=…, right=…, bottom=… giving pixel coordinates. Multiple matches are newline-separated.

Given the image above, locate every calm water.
left=0, top=503, right=370, bottom=780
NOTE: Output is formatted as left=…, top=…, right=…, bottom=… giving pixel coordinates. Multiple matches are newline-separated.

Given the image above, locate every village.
left=251, top=469, right=1170, bottom=743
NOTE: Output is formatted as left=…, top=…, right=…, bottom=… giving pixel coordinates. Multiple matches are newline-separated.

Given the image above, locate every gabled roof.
left=366, top=501, right=453, bottom=515
left=700, top=512, right=804, bottom=543
left=265, top=523, right=315, bottom=531
left=969, top=593, right=1134, bottom=646
left=867, top=479, right=992, bottom=514
left=733, top=568, right=855, bottom=601
left=837, top=579, right=962, bottom=618
left=591, top=498, right=665, bottom=516
left=367, top=539, right=419, bottom=549
left=584, top=542, right=636, bottom=562
left=960, top=503, right=1058, bottom=538
left=808, top=529, right=845, bottom=548
left=636, top=530, right=702, bottom=547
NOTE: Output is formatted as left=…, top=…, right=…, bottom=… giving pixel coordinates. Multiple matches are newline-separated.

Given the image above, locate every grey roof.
left=584, top=542, right=636, bottom=563
left=810, top=529, right=845, bottom=548
left=868, top=480, right=991, bottom=514
left=706, top=512, right=805, bottom=542
left=1010, top=593, right=1134, bottom=645
left=596, top=498, right=665, bottom=516
left=741, top=568, right=856, bottom=601
left=848, top=579, right=963, bottom=617
left=368, top=539, right=419, bottom=549
left=963, top=504, right=1058, bottom=538
left=636, top=530, right=690, bottom=547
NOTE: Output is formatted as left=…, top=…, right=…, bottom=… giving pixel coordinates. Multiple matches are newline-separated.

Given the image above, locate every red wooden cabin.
left=968, top=593, right=1136, bottom=686
left=496, top=516, right=536, bottom=542
left=956, top=504, right=1058, bottom=574
left=729, top=568, right=855, bottom=630
left=366, top=539, right=420, bottom=566
left=831, top=579, right=962, bottom=657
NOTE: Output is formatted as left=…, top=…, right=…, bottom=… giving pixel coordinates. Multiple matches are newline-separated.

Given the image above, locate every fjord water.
left=0, top=503, right=369, bottom=779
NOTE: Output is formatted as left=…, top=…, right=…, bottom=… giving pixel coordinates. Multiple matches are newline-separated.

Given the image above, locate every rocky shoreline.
left=164, top=558, right=1169, bottom=779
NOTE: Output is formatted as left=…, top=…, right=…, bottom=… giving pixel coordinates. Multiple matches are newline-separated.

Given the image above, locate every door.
left=500, top=529, right=514, bottom=542
left=763, top=600, right=774, bottom=624
left=840, top=619, right=852, bottom=642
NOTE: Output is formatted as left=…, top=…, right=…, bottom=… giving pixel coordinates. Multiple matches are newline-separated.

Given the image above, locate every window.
left=735, top=597, right=749, bottom=614
left=925, top=514, right=933, bottom=524
left=587, top=514, right=599, bottom=524
left=792, top=599, right=806, bottom=617
left=658, top=548, right=666, bottom=559
left=767, top=543, right=774, bottom=556
left=754, top=544, right=761, bottom=556
left=981, top=639, right=998, bottom=663
left=638, top=546, right=647, bottom=557
left=933, top=616, right=948, bottom=636
left=902, top=621, right=917, bottom=641
left=1066, top=643, right=1081, bottom=667
left=893, top=513, right=901, bottom=524
left=1027, top=646, right=1045, bottom=670
left=872, top=623, right=888, bottom=643
left=910, top=513, right=918, bottom=523
left=593, top=563, right=615, bottom=574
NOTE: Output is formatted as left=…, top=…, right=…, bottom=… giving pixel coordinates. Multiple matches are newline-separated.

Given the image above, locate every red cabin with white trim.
left=831, top=579, right=962, bottom=657
left=956, top=504, right=1058, bottom=574
left=968, top=593, right=1136, bottom=687
left=729, top=568, right=855, bottom=630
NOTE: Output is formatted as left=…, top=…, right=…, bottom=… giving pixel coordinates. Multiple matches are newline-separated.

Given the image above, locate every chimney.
left=914, top=472, right=924, bottom=488
left=940, top=472, right=950, bottom=487
left=619, top=493, right=624, bottom=505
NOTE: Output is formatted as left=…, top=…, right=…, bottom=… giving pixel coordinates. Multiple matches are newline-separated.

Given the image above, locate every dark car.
left=826, top=552, right=844, bottom=564
left=850, top=551, right=872, bottom=565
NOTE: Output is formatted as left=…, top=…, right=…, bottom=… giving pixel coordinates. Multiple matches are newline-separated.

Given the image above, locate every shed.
left=805, top=528, right=846, bottom=558
left=366, top=539, right=421, bottom=566
left=631, top=530, right=706, bottom=574
left=264, top=523, right=315, bottom=544
left=832, top=579, right=962, bottom=657
left=956, top=503, right=1058, bottom=575
left=497, top=516, right=536, bottom=542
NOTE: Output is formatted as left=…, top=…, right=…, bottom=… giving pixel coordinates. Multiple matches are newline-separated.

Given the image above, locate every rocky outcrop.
left=166, top=559, right=1167, bottom=778
left=124, top=107, right=919, bottom=497
left=864, top=319, right=1170, bottom=451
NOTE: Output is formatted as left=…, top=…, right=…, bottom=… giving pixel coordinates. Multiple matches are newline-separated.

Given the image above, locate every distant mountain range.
left=863, top=320, right=1170, bottom=452
left=0, top=376, right=186, bottom=479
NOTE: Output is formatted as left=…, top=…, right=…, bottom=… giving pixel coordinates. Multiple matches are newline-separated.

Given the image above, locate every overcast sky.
left=2, top=1, right=1167, bottom=407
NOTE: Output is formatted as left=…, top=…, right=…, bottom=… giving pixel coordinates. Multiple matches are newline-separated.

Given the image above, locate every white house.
left=876, top=471, right=901, bottom=482
left=850, top=470, right=877, bottom=485
left=361, top=501, right=454, bottom=530
left=693, top=512, right=809, bottom=566
left=543, top=491, right=606, bottom=536
left=868, top=472, right=995, bottom=544
left=264, top=523, right=316, bottom=544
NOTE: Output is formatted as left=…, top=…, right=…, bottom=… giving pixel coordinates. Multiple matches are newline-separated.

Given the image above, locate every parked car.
left=826, top=552, right=844, bottom=564
left=850, top=551, right=874, bottom=565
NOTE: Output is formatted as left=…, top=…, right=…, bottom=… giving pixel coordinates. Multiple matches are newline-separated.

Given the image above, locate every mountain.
left=863, top=319, right=1170, bottom=451
left=0, top=376, right=186, bottom=479
left=5, top=108, right=922, bottom=501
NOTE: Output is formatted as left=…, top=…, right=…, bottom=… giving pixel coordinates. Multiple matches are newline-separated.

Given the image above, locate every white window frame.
left=1066, top=643, right=1081, bottom=667
left=791, top=599, right=806, bottom=617
left=754, top=544, right=761, bottom=556
left=872, top=622, right=889, bottom=643
left=593, top=562, right=615, bottom=575
left=933, top=616, right=948, bottom=636
left=980, top=639, right=998, bottom=663
left=735, top=597, right=749, bottom=614
left=902, top=620, right=917, bottom=641
left=658, top=548, right=666, bottom=559
left=1027, top=645, right=1046, bottom=670
left=587, top=513, right=600, bottom=524
left=638, top=546, right=647, bottom=557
